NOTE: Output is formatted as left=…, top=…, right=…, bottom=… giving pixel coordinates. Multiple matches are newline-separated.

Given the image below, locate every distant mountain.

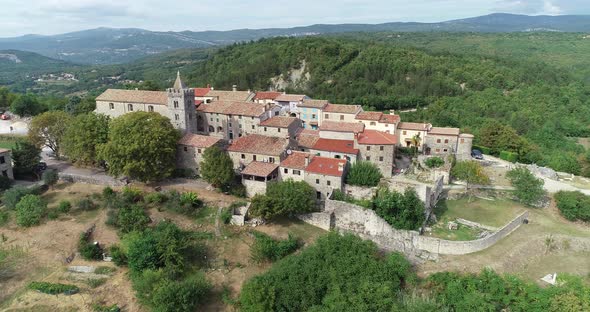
left=0, top=13, right=589, bottom=65
left=0, top=50, right=75, bottom=87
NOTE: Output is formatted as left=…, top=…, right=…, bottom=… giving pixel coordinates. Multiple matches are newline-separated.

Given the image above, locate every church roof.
left=96, top=89, right=167, bottom=105
left=173, top=71, right=186, bottom=90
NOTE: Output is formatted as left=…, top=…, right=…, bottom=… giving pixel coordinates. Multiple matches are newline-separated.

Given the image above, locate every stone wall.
left=299, top=198, right=529, bottom=257
left=58, top=172, right=126, bottom=186
left=343, top=184, right=376, bottom=200
left=242, top=179, right=268, bottom=198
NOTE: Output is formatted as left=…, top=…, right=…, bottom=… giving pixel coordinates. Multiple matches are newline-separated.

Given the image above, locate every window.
left=275, top=111, right=279, bottom=116
left=128, top=104, right=133, bottom=111
left=241, top=154, right=246, bottom=159
left=197, top=149, right=202, bottom=154
left=109, top=103, right=114, bottom=110
left=148, top=105, right=154, bottom=112
left=253, top=155, right=257, bottom=161
left=370, top=122, right=376, bottom=126
left=0, top=156, right=5, bottom=164
left=269, top=157, right=275, bottom=163
left=316, top=191, right=322, bottom=199
left=174, top=101, right=179, bottom=108
left=284, top=168, right=288, bottom=174
left=1, top=170, right=6, bottom=177
left=403, top=130, right=407, bottom=135
left=183, top=146, right=188, bottom=152
left=251, top=117, right=254, bottom=120
left=175, top=114, right=179, bottom=121
left=208, top=126, right=214, bottom=133
left=366, top=156, right=371, bottom=161
left=437, top=139, right=441, bottom=143
left=379, top=156, right=384, bottom=161
left=278, top=128, right=281, bottom=133
left=264, top=127, right=267, bottom=132
left=444, top=139, right=449, bottom=144
left=239, top=115, right=242, bottom=119
left=460, top=138, right=465, bottom=143
left=252, top=125, right=255, bottom=130
left=380, top=146, right=384, bottom=151
left=312, top=114, right=316, bottom=119
left=366, top=146, right=371, bottom=151
left=239, top=124, right=242, bottom=129
left=443, top=149, right=448, bottom=152
left=327, top=180, right=331, bottom=186
left=293, top=170, right=301, bottom=176
left=340, top=115, right=344, bottom=121
left=316, top=179, right=320, bottom=184
left=210, top=118, right=213, bottom=122
left=229, top=123, right=232, bottom=127
left=325, top=114, right=329, bottom=119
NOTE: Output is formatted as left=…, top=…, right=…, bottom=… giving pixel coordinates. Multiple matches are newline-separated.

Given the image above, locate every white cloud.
left=542, top=0, right=562, bottom=15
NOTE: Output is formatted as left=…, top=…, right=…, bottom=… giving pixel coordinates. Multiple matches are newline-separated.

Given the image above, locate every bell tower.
left=167, top=71, right=196, bottom=134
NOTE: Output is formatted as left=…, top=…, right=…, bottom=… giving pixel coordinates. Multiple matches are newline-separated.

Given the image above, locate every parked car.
left=1, top=114, right=10, bottom=120
left=34, top=162, right=48, bottom=171
left=471, top=149, right=484, bottom=160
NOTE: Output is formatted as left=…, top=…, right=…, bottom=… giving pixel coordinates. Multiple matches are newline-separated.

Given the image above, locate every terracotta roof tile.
left=228, top=134, right=287, bottom=156
left=178, top=134, right=220, bottom=148
left=312, top=138, right=359, bottom=155
left=241, top=161, right=279, bottom=177
left=398, top=122, right=431, bottom=131
left=306, top=157, right=347, bottom=177
left=206, top=90, right=253, bottom=102
left=193, top=87, right=211, bottom=97
left=275, top=94, right=306, bottom=102
left=429, top=127, right=460, bottom=136
left=280, top=151, right=314, bottom=170
left=260, top=116, right=299, bottom=128
left=96, top=89, right=168, bottom=105
left=254, top=91, right=282, bottom=100
left=356, top=130, right=398, bottom=145
left=320, top=121, right=365, bottom=133
left=197, top=101, right=266, bottom=117
left=324, top=104, right=361, bottom=114
left=379, top=114, right=401, bottom=124
left=296, top=129, right=320, bottom=149
left=356, top=111, right=383, bottom=121
left=300, top=99, right=329, bottom=108
left=0, top=148, right=10, bottom=154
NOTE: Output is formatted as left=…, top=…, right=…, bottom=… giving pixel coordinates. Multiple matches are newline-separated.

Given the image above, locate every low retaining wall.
left=299, top=199, right=529, bottom=257
left=58, top=172, right=126, bottom=187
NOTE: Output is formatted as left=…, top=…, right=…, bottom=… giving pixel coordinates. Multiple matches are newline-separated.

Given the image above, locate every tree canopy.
left=346, top=161, right=382, bottom=187
left=372, top=188, right=426, bottom=230
left=199, top=145, right=234, bottom=188
left=62, top=113, right=110, bottom=166
left=98, top=111, right=180, bottom=182
left=506, top=167, right=545, bottom=206
left=249, top=179, right=316, bottom=220
left=28, top=111, right=73, bottom=159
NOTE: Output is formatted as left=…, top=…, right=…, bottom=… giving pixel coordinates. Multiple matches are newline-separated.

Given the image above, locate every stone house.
left=355, top=111, right=400, bottom=134
left=319, top=121, right=365, bottom=141
left=424, top=128, right=473, bottom=160
left=241, top=162, right=280, bottom=197
left=309, top=138, right=359, bottom=163
left=253, top=91, right=283, bottom=105
left=0, top=149, right=14, bottom=179
left=323, top=104, right=362, bottom=123
left=397, top=122, right=432, bottom=151
left=257, top=116, right=301, bottom=140
left=176, top=133, right=221, bottom=176
left=274, top=94, right=309, bottom=116
left=299, top=99, right=328, bottom=129
left=304, top=156, right=348, bottom=200
left=279, top=151, right=312, bottom=182
left=295, top=129, right=320, bottom=152
left=227, top=134, right=290, bottom=171
left=355, top=130, right=397, bottom=178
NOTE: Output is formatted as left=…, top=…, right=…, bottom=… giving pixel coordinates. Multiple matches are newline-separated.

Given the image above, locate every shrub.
left=180, top=192, right=201, bottom=207
left=220, top=207, right=232, bottom=224
left=451, top=161, right=490, bottom=185
left=228, top=183, right=247, bottom=198
left=555, top=191, right=590, bottom=222
left=109, top=245, right=128, bottom=266
left=472, top=145, right=491, bottom=155
left=3, top=186, right=36, bottom=210
left=144, top=192, right=167, bottom=204
left=116, top=205, right=150, bottom=233
left=102, top=186, right=115, bottom=198
left=163, top=190, right=201, bottom=215
left=250, top=232, right=299, bottom=263
left=57, top=200, right=72, bottom=213
left=47, top=210, right=59, bottom=220
left=346, top=161, right=382, bottom=187
left=0, top=210, right=10, bottom=226
left=95, top=266, right=116, bottom=275
left=0, top=175, right=11, bottom=191
left=121, top=187, right=143, bottom=203
left=200, top=145, right=235, bottom=189
left=86, top=277, right=107, bottom=288
left=92, top=304, right=121, bottom=312
left=373, top=188, right=425, bottom=230
left=78, top=232, right=103, bottom=261
left=42, top=169, right=59, bottom=188
left=76, top=198, right=97, bottom=211
left=15, top=195, right=46, bottom=227
left=425, top=157, right=445, bottom=168
left=506, top=167, right=545, bottom=206
left=29, top=281, right=79, bottom=295
left=499, top=151, right=518, bottom=163
left=249, top=180, right=316, bottom=220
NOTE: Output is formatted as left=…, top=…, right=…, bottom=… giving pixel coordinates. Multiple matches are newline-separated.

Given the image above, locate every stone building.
left=424, top=128, right=473, bottom=159
left=253, top=91, right=283, bottom=105
left=227, top=134, right=290, bottom=171
left=309, top=138, right=359, bottom=162
left=397, top=122, right=431, bottom=151
left=304, top=156, right=348, bottom=200
left=0, top=149, right=14, bottom=179
left=241, top=162, right=280, bottom=197
left=257, top=116, right=301, bottom=139
left=299, top=99, right=328, bottom=129
left=323, top=104, right=362, bottom=123
left=279, top=151, right=311, bottom=182
left=355, top=130, right=397, bottom=177
left=355, top=111, right=400, bottom=134
left=319, top=121, right=365, bottom=141
left=275, top=94, right=308, bottom=116
left=176, top=133, right=221, bottom=176
left=96, top=72, right=196, bottom=134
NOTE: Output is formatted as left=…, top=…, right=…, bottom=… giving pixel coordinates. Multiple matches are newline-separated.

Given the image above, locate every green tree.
left=554, top=191, right=590, bottom=222
left=12, top=140, right=41, bottom=177
left=150, top=273, right=211, bottom=312
left=117, top=205, right=150, bottom=233
left=10, top=93, right=46, bottom=117
left=372, top=188, right=426, bottom=230
left=28, top=111, right=73, bottom=159
left=42, top=169, right=59, bottom=189
left=451, top=161, right=490, bottom=188
left=506, top=167, right=545, bottom=206
left=346, top=161, right=382, bottom=187
left=3, top=186, right=37, bottom=210
left=98, top=112, right=180, bottom=182
left=62, top=113, right=110, bottom=165
left=15, top=194, right=46, bottom=227
left=249, top=180, right=316, bottom=220
left=0, top=87, right=16, bottom=110
left=200, top=145, right=234, bottom=188
left=0, top=175, right=11, bottom=191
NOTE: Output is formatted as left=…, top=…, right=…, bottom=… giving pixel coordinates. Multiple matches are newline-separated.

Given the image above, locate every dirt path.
left=215, top=206, right=222, bottom=237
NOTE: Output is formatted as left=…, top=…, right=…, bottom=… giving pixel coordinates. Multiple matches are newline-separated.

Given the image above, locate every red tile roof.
left=429, top=127, right=460, bottom=136
left=275, top=94, right=306, bottom=102
left=193, top=87, right=212, bottom=97
left=355, top=111, right=383, bottom=121
left=296, top=129, right=320, bottom=149
left=306, top=156, right=347, bottom=177
left=260, top=116, right=299, bottom=128
left=178, top=133, right=220, bottom=148
left=228, top=134, right=287, bottom=156
left=197, top=101, right=267, bottom=117
left=254, top=91, right=282, bottom=100
left=356, top=130, right=398, bottom=145
left=205, top=90, right=253, bottom=102
left=398, top=122, right=431, bottom=131
left=312, top=138, right=359, bottom=155
left=280, top=151, right=314, bottom=170
left=324, top=104, right=361, bottom=114
left=300, top=99, right=329, bottom=108
left=320, top=121, right=365, bottom=133
left=96, top=89, right=167, bottom=105
left=379, top=114, right=401, bottom=124
left=241, top=161, right=279, bottom=177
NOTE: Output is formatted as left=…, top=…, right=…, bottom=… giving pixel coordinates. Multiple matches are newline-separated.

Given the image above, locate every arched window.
left=109, top=103, right=114, bottom=110
left=148, top=105, right=154, bottom=112
left=208, top=126, right=214, bottom=133
left=174, top=100, right=179, bottom=108
left=217, top=126, right=223, bottom=133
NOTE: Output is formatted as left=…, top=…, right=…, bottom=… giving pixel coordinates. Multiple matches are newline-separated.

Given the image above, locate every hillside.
left=1, top=13, right=589, bottom=64
left=0, top=50, right=76, bottom=87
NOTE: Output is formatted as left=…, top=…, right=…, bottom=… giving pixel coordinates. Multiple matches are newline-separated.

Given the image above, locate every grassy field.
left=435, top=197, right=525, bottom=228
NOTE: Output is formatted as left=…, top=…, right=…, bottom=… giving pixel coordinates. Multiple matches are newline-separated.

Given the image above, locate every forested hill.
left=0, top=50, right=76, bottom=86
left=181, top=37, right=590, bottom=175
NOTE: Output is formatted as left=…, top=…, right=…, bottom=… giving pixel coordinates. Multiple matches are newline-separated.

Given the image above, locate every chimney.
left=338, top=162, right=344, bottom=172
left=247, top=89, right=251, bottom=93
left=304, top=155, right=310, bottom=167
left=207, top=83, right=211, bottom=89
left=232, top=85, right=237, bottom=92
left=389, top=109, right=395, bottom=115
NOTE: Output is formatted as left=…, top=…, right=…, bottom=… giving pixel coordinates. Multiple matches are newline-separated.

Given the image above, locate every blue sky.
left=1, top=0, right=589, bottom=37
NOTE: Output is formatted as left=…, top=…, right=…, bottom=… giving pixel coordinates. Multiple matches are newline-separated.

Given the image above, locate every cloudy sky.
left=1, top=0, right=588, bottom=37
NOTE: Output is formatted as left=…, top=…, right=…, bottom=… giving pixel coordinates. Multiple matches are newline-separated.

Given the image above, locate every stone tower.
left=167, top=71, right=196, bottom=134
left=456, top=133, right=474, bottom=161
